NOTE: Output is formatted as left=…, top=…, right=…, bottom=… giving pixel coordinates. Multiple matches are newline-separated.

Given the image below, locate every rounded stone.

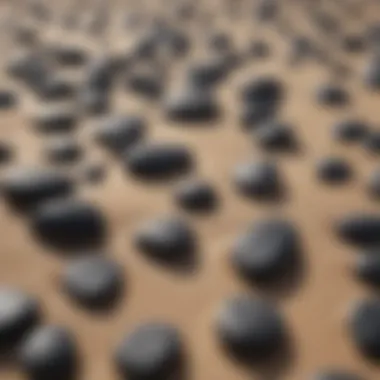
left=135, top=217, right=195, bottom=260
left=241, top=76, right=283, bottom=107
left=62, top=256, right=123, bottom=309
left=332, top=119, right=369, bottom=142
left=316, top=157, right=352, bottom=184
left=349, top=298, right=380, bottom=359
left=354, top=254, right=380, bottom=287
left=255, top=121, right=295, bottom=150
left=363, top=131, right=380, bottom=153
left=33, top=107, right=77, bottom=134
left=0, top=289, right=40, bottom=350
left=31, top=199, right=106, bottom=250
left=95, top=115, right=145, bottom=154
left=315, top=83, right=349, bottom=107
left=233, top=160, right=282, bottom=199
left=125, top=143, right=193, bottom=180
left=174, top=179, right=217, bottom=212
left=216, top=294, right=285, bottom=359
left=1, top=168, right=73, bottom=210
left=18, top=325, right=77, bottom=380
left=115, top=322, right=183, bottom=380
left=231, top=219, right=299, bottom=282
left=0, top=89, right=18, bottom=110
left=44, top=137, right=83, bottom=165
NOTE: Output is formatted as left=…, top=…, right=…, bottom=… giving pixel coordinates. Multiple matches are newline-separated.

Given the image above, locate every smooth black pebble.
left=34, top=107, right=77, bottom=134
left=231, top=219, right=299, bottom=282
left=31, top=199, right=106, bottom=250
left=316, top=157, right=352, bottom=184
left=315, top=83, right=349, bottom=107
left=355, top=254, right=380, bottom=287
left=44, top=137, right=82, bottom=165
left=332, top=119, right=368, bottom=142
left=125, top=143, right=192, bottom=180
left=241, top=76, right=283, bottom=107
left=165, top=86, right=220, bottom=122
left=18, top=325, right=77, bottom=380
left=0, top=289, right=40, bottom=350
left=135, top=217, right=195, bottom=261
left=216, top=294, right=285, bottom=359
left=95, top=115, right=145, bottom=154
left=349, top=298, right=380, bottom=359
left=336, top=213, right=380, bottom=246
left=48, top=44, right=88, bottom=66
left=255, top=121, right=296, bottom=151
left=62, top=256, right=123, bottom=309
left=174, top=179, right=217, bottom=212
left=233, top=160, right=282, bottom=199
left=1, top=168, right=73, bottom=210
left=115, top=323, right=183, bottom=380
left=240, top=102, right=276, bottom=130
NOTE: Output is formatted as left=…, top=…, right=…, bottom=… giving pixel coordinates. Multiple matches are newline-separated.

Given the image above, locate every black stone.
left=165, top=86, right=220, bottom=122
left=216, top=294, right=285, bottom=359
left=316, top=83, right=349, bottom=107
left=241, top=76, right=283, bottom=107
left=135, top=217, right=195, bottom=261
left=127, top=69, right=163, bottom=99
left=349, top=298, right=380, bottom=359
left=37, top=76, right=76, bottom=101
left=355, top=254, right=380, bottom=287
left=363, top=131, right=380, bottom=153
left=18, top=325, right=77, bottom=380
left=233, top=160, right=282, bottom=199
left=79, top=88, right=109, bottom=115
left=0, top=89, right=18, bottom=110
left=363, top=57, right=380, bottom=90
left=44, top=137, right=83, bottom=165
left=312, top=370, right=363, bottom=380
left=85, top=57, right=116, bottom=92
left=186, top=57, right=228, bottom=89
left=332, top=119, right=368, bottom=142
left=95, top=115, right=145, bottom=154
left=31, top=199, right=106, bottom=250
left=255, top=0, right=278, bottom=22
left=115, top=323, right=183, bottom=380
left=231, top=220, right=299, bottom=282
left=368, top=168, right=380, bottom=198
left=240, top=102, right=276, bottom=130
left=0, top=141, right=13, bottom=164
left=336, top=213, right=380, bottom=246
left=62, top=256, right=123, bottom=309
left=49, top=44, right=88, bottom=66
left=341, top=34, right=366, bottom=53
left=1, top=168, right=73, bottom=210
left=125, top=143, right=192, bottom=180
left=248, top=40, right=270, bottom=59
left=33, top=108, right=77, bottom=134
left=316, top=157, right=352, bottom=184
left=0, top=289, right=40, bottom=350
left=174, top=179, right=217, bottom=212
left=255, top=121, right=295, bottom=150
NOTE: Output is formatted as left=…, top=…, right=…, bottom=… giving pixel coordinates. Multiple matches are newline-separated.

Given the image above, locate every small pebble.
left=255, top=121, right=295, bottom=151
left=18, top=325, right=77, bottom=380
left=349, top=298, right=380, bottom=359
left=241, top=76, right=283, bottom=107
left=115, top=323, right=183, bottom=380
left=363, top=131, right=380, bottom=153
left=81, top=163, right=106, bottom=184
left=1, top=168, right=73, bottom=210
left=336, top=213, right=380, bottom=246
left=31, top=199, right=106, bottom=250
left=341, top=34, right=366, bottom=53
left=332, top=119, right=368, bottom=142
left=249, top=40, right=270, bottom=59
left=95, top=115, right=145, bottom=154
left=174, top=179, right=217, bottom=212
left=127, top=68, right=163, bottom=99
left=135, top=217, right=195, bottom=261
left=0, top=289, right=40, bottom=350
left=240, top=102, right=276, bottom=130
left=0, top=141, right=13, bottom=164
left=79, top=88, right=110, bottom=115
left=231, top=219, right=300, bottom=282
left=216, top=294, right=285, bottom=359
left=316, top=83, right=350, bottom=107
left=0, top=89, right=18, bottom=110
left=363, top=57, right=380, bottom=89
left=62, top=256, right=123, bottom=309
left=233, top=160, right=282, bottom=199
left=354, top=254, right=380, bottom=287
left=44, top=137, right=82, bottom=165
left=33, top=107, right=77, bottom=134
left=125, top=143, right=193, bottom=180
left=316, top=157, right=352, bottom=184
left=48, top=44, right=88, bottom=66
left=165, top=86, right=220, bottom=122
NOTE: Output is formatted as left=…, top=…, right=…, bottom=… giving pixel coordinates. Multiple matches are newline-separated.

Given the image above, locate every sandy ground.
left=0, top=1, right=380, bottom=379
